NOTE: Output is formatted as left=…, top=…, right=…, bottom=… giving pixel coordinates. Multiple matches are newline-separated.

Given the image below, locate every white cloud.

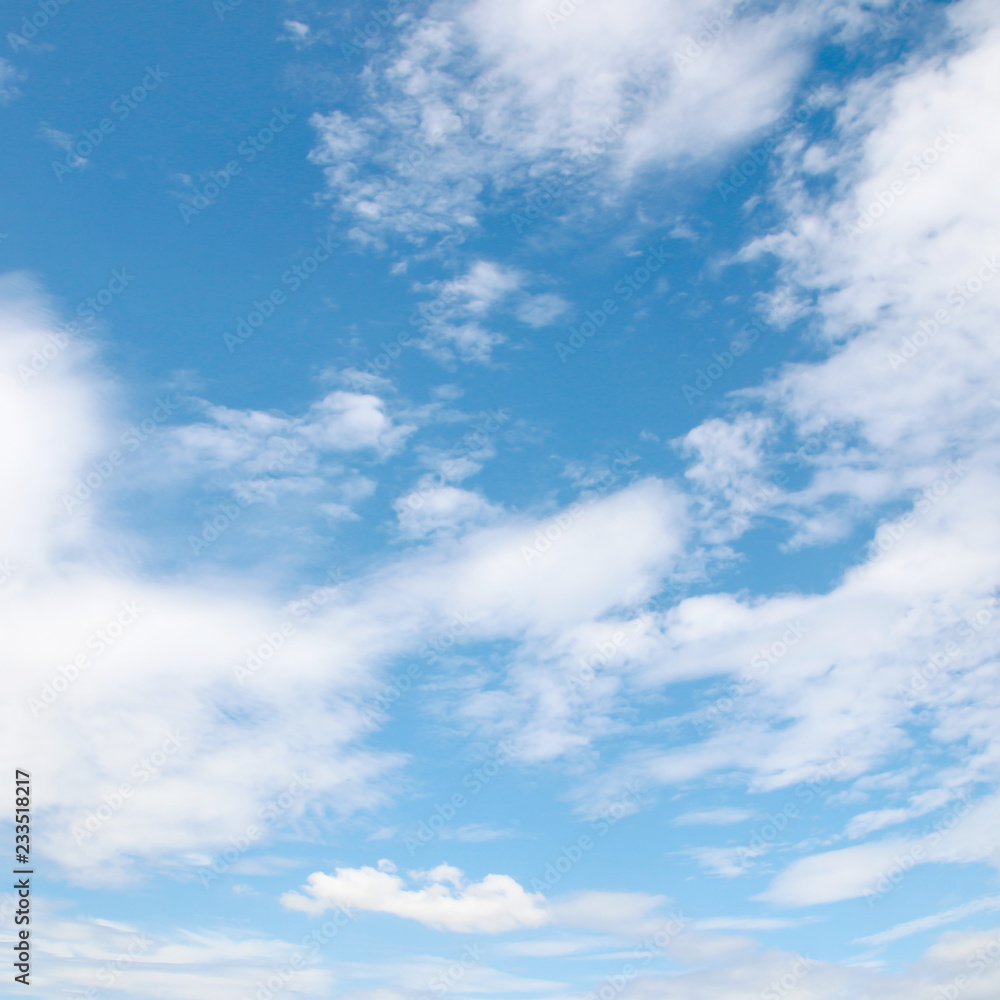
left=685, top=846, right=756, bottom=879
left=308, top=0, right=855, bottom=251
left=694, top=916, right=800, bottom=931
left=37, top=123, right=76, bottom=151
left=674, top=807, right=755, bottom=825
left=405, top=260, right=567, bottom=362
left=756, top=839, right=910, bottom=907
left=12, top=12, right=1000, bottom=980
left=515, top=292, right=568, bottom=328
left=170, top=389, right=414, bottom=469
left=409, top=260, right=522, bottom=362
left=498, top=938, right=600, bottom=957
left=856, top=894, right=1000, bottom=947
left=738, top=0, right=1000, bottom=516
left=282, top=866, right=681, bottom=941
left=28, top=905, right=1000, bottom=1000
left=609, top=919, right=1000, bottom=999
left=548, top=891, right=672, bottom=937
left=0, top=274, right=108, bottom=567
left=28, top=913, right=335, bottom=1000
left=438, top=822, right=517, bottom=842
left=440, top=259, right=522, bottom=314
left=0, top=58, right=21, bottom=103
left=323, top=955, right=565, bottom=1000
left=281, top=864, right=550, bottom=933
left=395, top=485, right=503, bottom=538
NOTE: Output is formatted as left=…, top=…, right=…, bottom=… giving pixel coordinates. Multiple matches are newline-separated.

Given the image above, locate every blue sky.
left=4, top=0, right=1000, bottom=997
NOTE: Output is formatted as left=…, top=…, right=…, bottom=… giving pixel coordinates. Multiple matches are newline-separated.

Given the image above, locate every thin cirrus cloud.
left=673, top=807, right=756, bottom=826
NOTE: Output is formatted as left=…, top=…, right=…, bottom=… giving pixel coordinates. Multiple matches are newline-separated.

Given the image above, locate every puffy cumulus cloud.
left=302, top=390, right=416, bottom=453
left=308, top=0, right=859, bottom=250
left=539, top=0, right=1000, bottom=745
left=395, top=485, right=503, bottom=538
left=679, top=413, right=780, bottom=541
left=0, top=282, right=414, bottom=885
left=167, top=388, right=415, bottom=469
left=6, top=562, right=404, bottom=885
left=439, top=259, right=523, bottom=315
left=682, top=414, right=772, bottom=495
left=282, top=864, right=550, bottom=932
left=461, top=0, right=821, bottom=172
left=102, top=380, right=417, bottom=552
left=258, top=7, right=1000, bottom=864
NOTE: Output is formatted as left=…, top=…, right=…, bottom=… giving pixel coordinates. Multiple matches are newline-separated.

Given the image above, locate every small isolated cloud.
left=548, top=890, right=672, bottom=937
left=499, top=938, right=601, bottom=957
left=405, top=262, right=568, bottom=362
left=674, top=807, right=755, bottom=826
left=0, top=58, right=23, bottom=104
left=441, top=261, right=523, bottom=316
left=515, top=293, right=569, bottom=329
left=395, top=486, right=503, bottom=539
left=281, top=864, right=550, bottom=933
left=171, top=390, right=413, bottom=466
left=413, top=260, right=522, bottom=363
left=441, top=823, right=517, bottom=843
left=229, top=855, right=301, bottom=877
left=685, top=846, right=757, bottom=879
left=37, top=123, right=76, bottom=152
left=681, top=414, right=772, bottom=496
left=281, top=19, right=311, bottom=42
left=695, top=916, right=801, bottom=932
